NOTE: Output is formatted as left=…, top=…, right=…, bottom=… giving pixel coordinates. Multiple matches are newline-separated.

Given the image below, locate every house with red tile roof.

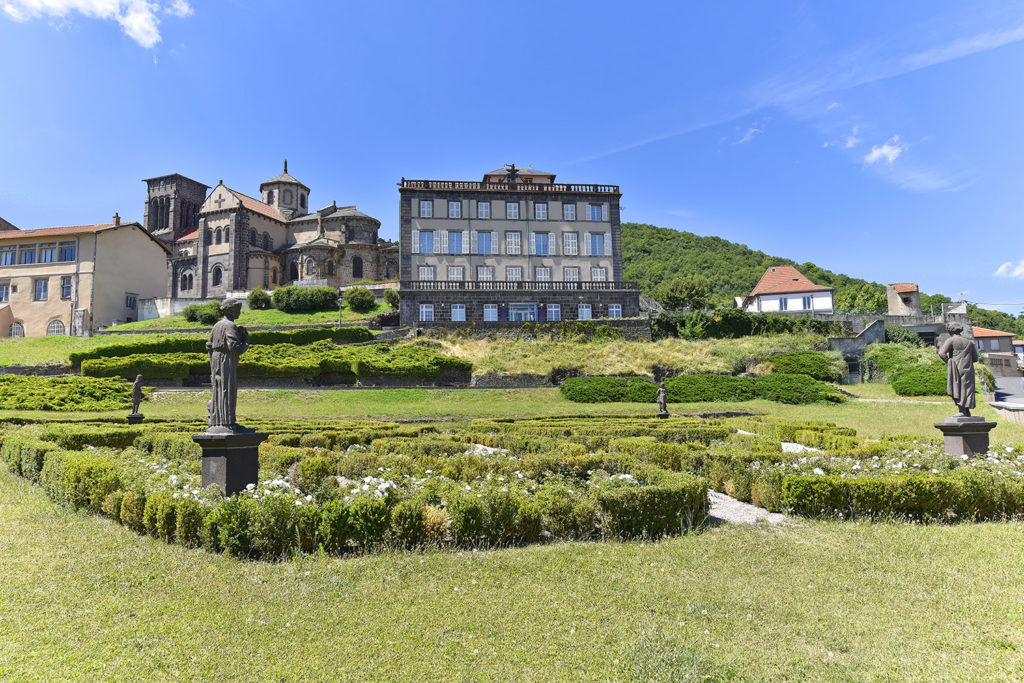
left=972, top=326, right=1021, bottom=377
left=151, top=162, right=397, bottom=300
left=737, top=265, right=834, bottom=314
left=0, top=216, right=169, bottom=337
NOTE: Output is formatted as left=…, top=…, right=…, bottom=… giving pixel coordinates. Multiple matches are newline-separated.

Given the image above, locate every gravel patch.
left=708, top=489, right=787, bottom=525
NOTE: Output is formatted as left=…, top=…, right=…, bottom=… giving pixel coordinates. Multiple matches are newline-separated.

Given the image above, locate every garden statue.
left=656, top=380, right=669, bottom=419
left=205, top=298, right=252, bottom=433
left=126, top=374, right=144, bottom=424
left=937, top=322, right=977, bottom=418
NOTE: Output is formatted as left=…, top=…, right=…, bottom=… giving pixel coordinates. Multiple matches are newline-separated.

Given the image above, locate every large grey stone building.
left=142, top=163, right=398, bottom=298
left=398, top=165, right=639, bottom=326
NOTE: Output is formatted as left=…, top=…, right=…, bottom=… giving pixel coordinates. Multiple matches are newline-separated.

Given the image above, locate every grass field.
left=0, top=333, right=202, bottom=367
left=1, top=468, right=1022, bottom=680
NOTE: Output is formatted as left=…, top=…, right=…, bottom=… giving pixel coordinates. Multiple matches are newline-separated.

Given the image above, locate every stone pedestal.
left=192, top=430, right=268, bottom=496
left=656, top=410, right=670, bottom=420
left=933, top=416, right=997, bottom=457
left=126, top=413, right=144, bottom=425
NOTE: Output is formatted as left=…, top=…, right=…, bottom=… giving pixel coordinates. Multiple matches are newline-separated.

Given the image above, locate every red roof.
left=176, top=229, right=199, bottom=242
left=972, top=326, right=1014, bottom=339
left=889, top=283, right=918, bottom=293
left=225, top=187, right=285, bottom=222
left=0, top=223, right=118, bottom=240
left=749, top=265, right=833, bottom=297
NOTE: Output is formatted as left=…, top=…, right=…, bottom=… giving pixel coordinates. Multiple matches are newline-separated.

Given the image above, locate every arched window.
left=204, top=229, right=212, bottom=246
left=327, top=260, right=335, bottom=276
left=250, top=229, right=257, bottom=246
left=352, top=256, right=363, bottom=279
left=211, top=266, right=223, bottom=287
left=224, top=227, right=230, bottom=243
left=187, top=274, right=194, bottom=290
left=283, top=189, right=293, bottom=204
left=150, top=198, right=159, bottom=229
left=180, top=272, right=190, bottom=291
left=9, top=322, right=24, bottom=338
left=272, top=268, right=278, bottom=285
left=46, top=320, right=65, bottom=336
left=263, top=232, right=271, bottom=250
left=267, top=189, right=274, bottom=204
left=215, top=228, right=222, bottom=245
left=289, top=262, right=299, bottom=281
left=385, top=262, right=392, bottom=278
left=300, top=193, right=306, bottom=209
left=347, top=228, right=355, bottom=242
left=305, top=260, right=314, bottom=276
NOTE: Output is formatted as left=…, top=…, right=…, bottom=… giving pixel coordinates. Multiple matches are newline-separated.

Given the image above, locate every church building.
left=143, top=163, right=397, bottom=299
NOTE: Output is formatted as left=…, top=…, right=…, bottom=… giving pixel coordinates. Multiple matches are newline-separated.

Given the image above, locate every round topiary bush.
left=343, top=287, right=377, bottom=313
left=247, top=287, right=272, bottom=310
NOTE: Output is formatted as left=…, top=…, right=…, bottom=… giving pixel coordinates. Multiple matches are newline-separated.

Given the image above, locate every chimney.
left=112, top=212, right=121, bottom=226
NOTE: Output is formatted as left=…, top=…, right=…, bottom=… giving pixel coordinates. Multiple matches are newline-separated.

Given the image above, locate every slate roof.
left=972, top=326, right=1014, bottom=339
left=748, top=265, right=833, bottom=296
left=889, top=283, right=919, bottom=294
left=260, top=162, right=309, bottom=191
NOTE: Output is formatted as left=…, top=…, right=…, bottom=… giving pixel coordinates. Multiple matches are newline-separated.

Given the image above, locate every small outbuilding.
left=738, top=265, right=834, bottom=314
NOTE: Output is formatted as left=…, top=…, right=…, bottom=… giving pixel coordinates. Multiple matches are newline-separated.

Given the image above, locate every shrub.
left=561, top=374, right=843, bottom=405
left=101, top=490, right=127, bottom=518
left=349, top=496, right=391, bottom=548
left=175, top=498, right=208, bottom=548
left=343, top=287, right=377, bottom=313
left=652, top=310, right=848, bottom=340
left=0, top=376, right=136, bottom=412
left=448, top=492, right=486, bottom=545
left=890, top=365, right=947, bottom=396
left=296, top=455, right=336, bottom=493
left=559, top=376, right=657, bottom=403
left=390, top=500, right=427, bottom=547
left=247, top=287, right=272, bottom=310
left=767, top=351, right=844, bottom=382
left=753, top=374, right=844, bottom=404
left=120, top=492, right=147, bottom=533
left=384, top=289, right=399, bottom=310
left=41, top=451, right=121, bottom=512
left=596, top=475, right=708, bottom=538
left=143, top=491, right=177, bottom=541
left=319, top=500, right=353, bottom=553
left=423, top=505, right=450, bottom=544
left=885, top=325, right=924, bottom=346
left=183, top=301, right=221, bottom=325
left=271, top=286, right=339, bottom=313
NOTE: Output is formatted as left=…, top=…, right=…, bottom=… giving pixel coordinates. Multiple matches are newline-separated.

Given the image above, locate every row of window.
left=265, top=188, right=307, bottom=209
left=419, top=200, right=607, bottom=222
left=416, top=265, right=607, bottom=282
left=411, top=230, right=610, bottom=256
left=776, top=296, right=815, bottom=311
left=0, top=276, right=73, bottom=303
left=419, top=303, right=622, bottom=322
left=0, top=241, right=77, bottom=266
left=6, top=320, right=66, bottom=337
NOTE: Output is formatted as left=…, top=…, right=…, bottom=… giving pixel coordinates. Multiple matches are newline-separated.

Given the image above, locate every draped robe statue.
left=206, top=299, right=249, bottom=431
left=937, top=323, right=978, bottom=417
left=656, top=381, right=668, bottom=414
left=131, top=374, right=143, bottom=415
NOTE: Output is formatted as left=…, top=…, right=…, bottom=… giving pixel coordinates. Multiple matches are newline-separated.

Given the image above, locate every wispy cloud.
left=844, top=126, right=861, bottom=149
left=735, top=126, right=763, bottom=144
left=863, top=136, right=906, bottom=165
left=1, top=0, right=194, bottom=48
left=995, top=260, right=1024, bottom=279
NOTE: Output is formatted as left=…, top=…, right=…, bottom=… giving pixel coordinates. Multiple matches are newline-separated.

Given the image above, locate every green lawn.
left=106, top=304, right=389, bottom=331
left=1, top=468, right=1022, bottom=680
left=0, top=333, right=201, bottom=367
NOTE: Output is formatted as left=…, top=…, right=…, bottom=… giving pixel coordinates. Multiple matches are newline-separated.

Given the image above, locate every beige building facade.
left=0, top=218, right=169, bottom=337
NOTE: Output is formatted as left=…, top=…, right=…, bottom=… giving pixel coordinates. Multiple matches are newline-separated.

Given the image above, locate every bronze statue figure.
left=130, top=374, right=143, bottom=415
left=206, top=298, right=250, bottom=432
left=937, top=322, right=978, bottom=418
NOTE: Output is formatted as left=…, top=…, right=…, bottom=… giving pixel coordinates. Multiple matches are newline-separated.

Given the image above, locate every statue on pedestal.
left=656, top=380, right=669, bottom=419
left=205, top=298, right=252, bottom=434
left=937, top=322, right=978, bottom=418
left=127, top=374, right=145, bottom=424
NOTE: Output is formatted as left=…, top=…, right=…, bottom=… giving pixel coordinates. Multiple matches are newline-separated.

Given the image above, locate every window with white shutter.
left=604, top=232, right=611, bottom=256
left=439, top=230, right=448, bottom=255
left=419, top=200, right=433, bottom=218
left=491, top=232, right=499, bottom=255
left=461, top=230, right=470, bottom=254
left=411, top=230, right=420, bottom=254
left=506, top=231, right=521, bottom=255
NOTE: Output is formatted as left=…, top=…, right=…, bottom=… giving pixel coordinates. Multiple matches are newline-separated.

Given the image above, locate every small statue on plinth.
left=933, top=322, right=995, bottom=457
left=126, top=374, right=145, bottom=424
left=193, top=298, right=266, bottom=496
left=937, top=322, right=978, bottom=418
left=656, top=380, right=670, bottom=419
left=205, top=298, right=253, bottom=435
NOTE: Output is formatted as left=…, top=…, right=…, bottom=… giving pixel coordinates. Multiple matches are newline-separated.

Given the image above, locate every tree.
left=834, top=283, right=886, bottom=313
left=384, top=288, right=399, bottom=310
left=654, top=276, right=710, bottom=312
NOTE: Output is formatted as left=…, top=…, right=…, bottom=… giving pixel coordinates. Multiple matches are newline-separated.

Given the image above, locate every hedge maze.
left=3, top=414, right=1022, bottom=561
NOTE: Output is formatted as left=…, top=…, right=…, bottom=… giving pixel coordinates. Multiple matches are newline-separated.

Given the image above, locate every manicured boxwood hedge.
left=69, top=327, right=373, bottom=367
left=560, top=373, right=843, bottom=405
left=0, top=375, right=137, bottom=411
left=767, top=351, right=844, bottom=382
left=80, top=342, right=472, bottom=382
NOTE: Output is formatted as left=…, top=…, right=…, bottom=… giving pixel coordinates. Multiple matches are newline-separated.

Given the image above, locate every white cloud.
left=1, top=0, right=192, bottom=48
left=825, top=102, right=840, bottom=112
left=844, top=126, right=861, bottom=149
left=863, top=136, right=906, bottom=165
left=994, top=260, right=1024, bottom=278
left=735, top=127, right=762, bottom=144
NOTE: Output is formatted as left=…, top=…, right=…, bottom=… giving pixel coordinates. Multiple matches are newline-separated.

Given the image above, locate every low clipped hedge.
left=767, top=351, right=844, bottom=382
left=890, top=365, right=947, bottom=396
left=271, top=286, right=339, bottom=313
left=560, top=374, right=843, bottom=405
left=69, top=327, right=372, bottom=367
left=81, top=342, right=472, bottom=382
left=0, top=375, right=136, bottom=411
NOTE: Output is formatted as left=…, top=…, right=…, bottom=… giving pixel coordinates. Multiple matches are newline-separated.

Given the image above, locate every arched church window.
left=212, top=266, right=223, bottom=287
left=272, top=268, right=278, bottom=285
left=204, top=229, right=212, bottom=246
left=267, top=190, right=274, bottom=204
left=47, top=319, right=65, bottom=336
left=215, top=228, right=222, bottom=245
left=250, top=229, right=257, bottom=246
left=188, top=274, right=194, bottom=290
left=289, top=262, right=299, bottom=281
left=9, top=322, right=25, bottom=338
left=263, top=232, right=271, bottom=250
left=327, top=260, right=335, bottom=276
left=305, top=260, right=314, bottom=276
left=352, top=256, right=363, bottom=279
left=283, top=189, right=293, bottom=204
left=300, top=194, right=306, bottom=209
left=180, top=272, right=190, bottom=291
left=224, top=228, right=230, bottom=243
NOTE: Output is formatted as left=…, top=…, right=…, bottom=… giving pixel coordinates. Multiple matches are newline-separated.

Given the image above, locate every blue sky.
left=1, top=1, right=1023, bottom=311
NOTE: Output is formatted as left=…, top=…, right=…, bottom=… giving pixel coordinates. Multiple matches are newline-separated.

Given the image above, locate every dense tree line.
left=621, top=223, right=1023, bottom=334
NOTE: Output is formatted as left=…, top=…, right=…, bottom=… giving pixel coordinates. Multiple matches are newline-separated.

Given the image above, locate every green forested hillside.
left=621, top=222, right=1024, bottom=334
